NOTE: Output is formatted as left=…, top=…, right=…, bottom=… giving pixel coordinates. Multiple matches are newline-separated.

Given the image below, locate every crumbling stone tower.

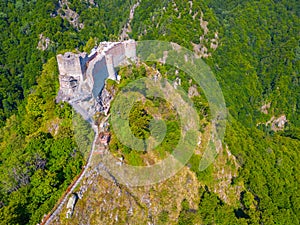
left=57, top=52, right=88, bottom=80
left=56, top=52, right=90, bottom=98
left=56, top=40, right=136, bottom=105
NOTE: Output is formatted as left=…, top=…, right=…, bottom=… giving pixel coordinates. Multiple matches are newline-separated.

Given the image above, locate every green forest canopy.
left=0, top=0, right=299, bottom=224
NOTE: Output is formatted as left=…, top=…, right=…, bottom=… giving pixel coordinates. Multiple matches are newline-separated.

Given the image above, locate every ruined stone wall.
left=57, top=53, right=82, bottom=78
left=105, top=54, right=116, bottom=81
left=85, top=54, right=109, bottom=98
left=124, top=39, right=136, bottom=59
left=57, top=40, right=136, bottom=103
left=105, top=43, right=125, bottom=67
left=91, top=57, right=109, bottom=99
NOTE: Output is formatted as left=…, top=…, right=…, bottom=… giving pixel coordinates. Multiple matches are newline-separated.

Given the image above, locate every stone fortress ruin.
left=56, top=39, right=136, bottom=118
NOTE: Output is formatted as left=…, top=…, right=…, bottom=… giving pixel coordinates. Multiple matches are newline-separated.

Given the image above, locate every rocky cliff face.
left=51, top=165, right=200, bottom=225
left=48, top=141, right=242, bottom=225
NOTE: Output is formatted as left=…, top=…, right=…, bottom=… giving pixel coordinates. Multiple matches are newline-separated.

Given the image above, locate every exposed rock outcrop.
left=120, top=0, right=141, bottom=41
left=52, top=165, right=200, bottom=225
left=260, top=102, right=271, bottom=114
left=267, top=115, right=288, bottom=131
left=37, top=34, right=52, bottom=51
left=56, top=0, right=84, bottom=30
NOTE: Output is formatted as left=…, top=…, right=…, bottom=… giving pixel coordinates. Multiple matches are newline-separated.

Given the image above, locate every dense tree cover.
left=208, top=0, right=299, bottom=128
left=131, top=0, right=299, bottom=129
left=0, top=2, right=132, bottom=220
left=225, top=118, right=300, bottom=224
left=0, top=58, right=90, bottom=225
left=0, top=0, right=299, bottom=224
left=131, top=1, right=219, bottom=52
left=177, top=190, right=243, bottom=225
left=129, top=101, right=153, bottom=140
left=128, top=0, right=300, bottom=224
left=109, top=64, right=188, bottom=165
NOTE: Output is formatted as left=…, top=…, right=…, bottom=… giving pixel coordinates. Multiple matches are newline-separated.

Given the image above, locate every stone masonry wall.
left=57, top=40, right=136, bottom=110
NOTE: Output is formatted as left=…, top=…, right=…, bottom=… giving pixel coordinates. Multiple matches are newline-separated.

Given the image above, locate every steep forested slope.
left=0, top=0, right=132, bottom=224
left=128, top=0, right=300, bottom=223
left=131, top=0, right=299, bottom=128
left=0, top=0, right=299, bottom=224
left=0, top=0, right=132, bottom=126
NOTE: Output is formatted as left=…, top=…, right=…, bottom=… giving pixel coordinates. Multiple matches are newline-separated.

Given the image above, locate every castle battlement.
left=56, top=40, right=136, bottom=116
